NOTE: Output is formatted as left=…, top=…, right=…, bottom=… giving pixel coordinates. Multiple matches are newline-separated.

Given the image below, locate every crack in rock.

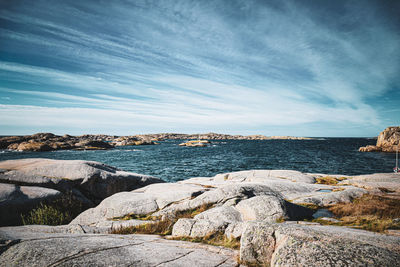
left=153, top=250, right=194, bottom=266
left=46, top=242, right=145, bottom=267
left=0, top=239, right=20, bottom=255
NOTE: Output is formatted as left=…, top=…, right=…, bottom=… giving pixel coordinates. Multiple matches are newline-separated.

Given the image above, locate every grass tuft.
left=168, top=231, right=241, bottom=250
left=315, top=194, right=400, bottom=232
left=20, top=191, right=86, bottom=225
left=315, top=176, right=346, bottom=185
left=110, top=203, right=214, bottom=236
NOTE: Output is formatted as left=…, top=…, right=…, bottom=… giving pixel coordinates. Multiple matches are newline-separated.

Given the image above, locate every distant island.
left=0, top=132, right=313, bottom=152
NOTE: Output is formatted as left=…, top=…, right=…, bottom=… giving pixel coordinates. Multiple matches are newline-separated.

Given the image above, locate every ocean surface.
left=0, top=138, right=397, bottom=182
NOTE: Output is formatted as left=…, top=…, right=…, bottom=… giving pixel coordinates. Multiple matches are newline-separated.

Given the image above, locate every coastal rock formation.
left=0, top=158, right=164, bottom=226
left=359, top=126, right=400, bottom=152
left=141, top=132, right=313, bottom=140
left=0, top=132, right=314, bottom=152
left=0, top=225, right=239, bottom=267
left=1, top=163, right=400, bottom=266
left=240, top=221, right=400, bottom=266
left=179, top=140, right=210, bottom=147
left=70, top=169, right=365, bottom=239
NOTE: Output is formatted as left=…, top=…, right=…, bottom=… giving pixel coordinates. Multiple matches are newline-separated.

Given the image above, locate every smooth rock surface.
left=0, top=225, right=239, bottom=267
left=0, top=158, right=164, bottom=203
left=71, top=183, right=205, bottom=226
left=240, top=222, right=400, bottom=266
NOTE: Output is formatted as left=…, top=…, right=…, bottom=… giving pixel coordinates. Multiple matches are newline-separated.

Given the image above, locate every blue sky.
left=0, top=0, right=399, bottom=137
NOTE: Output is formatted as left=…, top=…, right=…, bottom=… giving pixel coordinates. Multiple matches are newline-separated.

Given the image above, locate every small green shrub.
left=21, top=203, right=66, bottom=225
left=20, top=191, right=87, bottom=226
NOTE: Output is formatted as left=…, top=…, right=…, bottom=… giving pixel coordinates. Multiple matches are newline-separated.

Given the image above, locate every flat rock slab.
left=342, top=173, right=400, bottom=192
left=240, top=222, right=400, bottom=266
left=0, top=226, right=238, bottom=267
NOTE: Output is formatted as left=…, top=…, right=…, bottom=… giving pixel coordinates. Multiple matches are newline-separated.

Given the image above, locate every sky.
left=0, top=0, right=399, bottom=137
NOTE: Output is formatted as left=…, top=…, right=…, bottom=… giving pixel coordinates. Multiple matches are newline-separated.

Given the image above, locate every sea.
left=0, top=138, right=396, bottom=182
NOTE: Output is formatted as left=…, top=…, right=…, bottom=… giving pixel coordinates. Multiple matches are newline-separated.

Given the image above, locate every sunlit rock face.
left=360, top=126, right=400, bottom=153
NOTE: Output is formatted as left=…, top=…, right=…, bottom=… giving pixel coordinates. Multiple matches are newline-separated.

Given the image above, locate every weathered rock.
left=0, top=183, right=62, bottom=226
left=0, top=158, right=163, bottom=203
left=341, top=172, right=400, bottom=193
left=292, top=187, right=367, bottom=206
left=360, top=126, right=400, bottom=153
left=71, top=183, right=205, bottom=226
left=74, top=140, right=113, bottom=150
left=240, top=221, right=400, bottom=266
left=171, top=185, right=314, bottom=238
left=0, top=225, right=239, bottom=267
left=0, top=159, right=164, bottom=226
left=16, top=141, right=53, bottom=152
left=182, top=170, right=366, bottom=206
left=213, top=170, right=316, bottom=184
left=179, top=140, right=210, bottom=147
left=172, top=206, right=242, bottom=237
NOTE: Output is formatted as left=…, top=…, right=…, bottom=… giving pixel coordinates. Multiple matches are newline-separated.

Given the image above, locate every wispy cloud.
left=0, top=0, right=398, bottom=136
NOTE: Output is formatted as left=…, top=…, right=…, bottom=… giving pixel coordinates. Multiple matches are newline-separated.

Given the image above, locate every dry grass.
left=110, top=213, right=160, bottom=221
left=315, top=176, right=346, bottom=185
left=110, top=203, right=214, bottom=236
left=110, top=219, right=175, bottom=235
left=168, top=231, right=241, bottom=250
left=329, top=194, right=400, bottom=218
left=315, top=194, right=400, bottom=232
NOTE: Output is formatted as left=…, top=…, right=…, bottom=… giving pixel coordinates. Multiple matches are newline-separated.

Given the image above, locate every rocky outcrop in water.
left=141, top=132, right=313, bottom=140
left=0, top=133, right=158, bottom=152
left=359, top=126, right=400, bottom=152
left=0, top=158, right=164, bottom=226
left=0, top=132, right=314, bottom=152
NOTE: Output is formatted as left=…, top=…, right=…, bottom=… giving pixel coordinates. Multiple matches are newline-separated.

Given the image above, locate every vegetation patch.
left=110, top=203, right=214, bottom=236
left=21, top=191, right=86, bottom=226
left=296, top=202, right=320, bottom=211
left=168, top=231, right=241, bottom=250
left=314, top=194, right=400, bottom=232
left=315, top=176, right=347, bottom=185
left=110, top=213, right=160, bottom=221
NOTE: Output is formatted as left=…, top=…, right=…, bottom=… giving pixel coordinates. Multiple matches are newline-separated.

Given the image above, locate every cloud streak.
left=0, top=0, right=399, bottom=136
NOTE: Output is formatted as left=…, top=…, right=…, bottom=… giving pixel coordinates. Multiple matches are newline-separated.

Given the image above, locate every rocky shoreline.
left=0, top=132, right=313, bottom=152
left=1, top=158, right=399, bottom=266
left=359, top=126, right=400, bottom=153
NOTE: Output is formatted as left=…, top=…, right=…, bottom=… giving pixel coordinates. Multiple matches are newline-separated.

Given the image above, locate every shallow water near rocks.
left=0, top=138, right=396, bottom=182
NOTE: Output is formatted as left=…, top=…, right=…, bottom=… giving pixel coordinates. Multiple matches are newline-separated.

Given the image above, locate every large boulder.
left=0, top=159, right=164, bottom=226
left=0, top=183, right=62, bottom=226
left=71, top=183, right=206, bottom=227
left=360, top=126, right=400, bottom=152
left=240, top=222, right=400, bottom=266
left=0, top=225, right=239, bottom=267
left=0, top=158, right=164, bottom=203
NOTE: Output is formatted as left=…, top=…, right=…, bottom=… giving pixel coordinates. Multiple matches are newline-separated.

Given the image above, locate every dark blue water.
left=0, top=138, right=396, bottom=182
